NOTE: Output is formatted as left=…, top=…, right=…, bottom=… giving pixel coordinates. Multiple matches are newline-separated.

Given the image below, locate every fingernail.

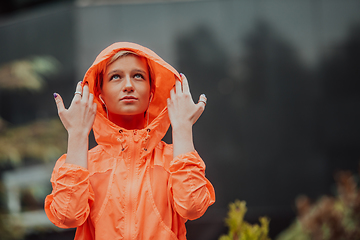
left=179, top=73, right=184, bottom=77
left=201, top=93, right=206, bottom=98
left=79, top=81, right=83, bottom=84
left=53, top=93, right=58, bottom=98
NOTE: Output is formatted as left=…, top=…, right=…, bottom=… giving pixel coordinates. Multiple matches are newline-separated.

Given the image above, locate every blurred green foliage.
left=0, top=214, right=24, bottom=240
left=0, top=56, right=60, bottom=91
left=276, top=169, right=360, bottom=240
left=219, top=200, right=271, bottom=240
left=0, top=118, right=67, bottom=166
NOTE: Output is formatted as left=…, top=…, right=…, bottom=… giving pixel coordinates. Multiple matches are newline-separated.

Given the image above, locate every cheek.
left=140, top=85, right=151, bottom=103
left=101, top=85, right=118, bottom=104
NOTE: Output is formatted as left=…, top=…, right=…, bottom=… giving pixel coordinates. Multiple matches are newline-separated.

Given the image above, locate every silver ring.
left=198, top=100, right=207, bottom=106
left=198, top=94, right=207, bottom=105
left=74, top=91, right=82, bottom=97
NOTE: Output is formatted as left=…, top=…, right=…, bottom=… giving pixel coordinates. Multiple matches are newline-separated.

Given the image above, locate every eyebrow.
left=107, top=69, right=147, bottom=77
left=107, top=70, right=121, bottom=77
left=133, top=69, right=147, bottom=75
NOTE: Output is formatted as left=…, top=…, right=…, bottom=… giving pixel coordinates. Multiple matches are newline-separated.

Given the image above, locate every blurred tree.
left=236, top=19, right=323, bottom=207
left=318, top=24, right=360, bottom=175
left=0, top=119, right=67, bottom=166
left=176, top=25, right=239, bottom=163
left=0, top=56, right=60, bottom=91
left=0, top=55, right=65, bottom=166
left=276, top=23, right=360, bottom=240
left=0, top=55, right=65, bottom=240
left=176, top=25, right=231, bottom=132
left=175, top=25, right=238, bottom=210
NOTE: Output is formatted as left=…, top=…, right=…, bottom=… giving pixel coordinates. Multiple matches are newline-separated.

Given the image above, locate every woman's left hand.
left=167, top=73, right=207, bottom=130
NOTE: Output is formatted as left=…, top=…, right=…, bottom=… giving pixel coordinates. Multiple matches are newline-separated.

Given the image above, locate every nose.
left=123, top=75, right=134, bottom=92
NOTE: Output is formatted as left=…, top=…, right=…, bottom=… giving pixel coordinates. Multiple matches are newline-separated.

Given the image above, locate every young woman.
left=45, top=42, right=215, bottom=240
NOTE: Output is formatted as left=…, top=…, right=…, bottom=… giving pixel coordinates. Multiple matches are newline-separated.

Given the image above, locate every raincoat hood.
left=82, top=42, right=181, bottom=149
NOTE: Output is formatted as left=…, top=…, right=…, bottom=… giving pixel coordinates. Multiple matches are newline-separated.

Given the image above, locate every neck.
left=108, top=112, right=146, bottom=130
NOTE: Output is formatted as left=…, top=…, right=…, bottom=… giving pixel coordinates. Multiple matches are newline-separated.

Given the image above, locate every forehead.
left=105, top=54, right=148, bottom=73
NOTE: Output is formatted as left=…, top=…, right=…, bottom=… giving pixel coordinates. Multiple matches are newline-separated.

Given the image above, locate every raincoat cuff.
left=55, top=163, right=89, bottom=185
left=60, top=162, right=88, bottom=171
left=170, top=150, right=205, bottom=171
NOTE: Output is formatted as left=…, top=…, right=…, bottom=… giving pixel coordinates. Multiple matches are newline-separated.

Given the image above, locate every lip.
left=120, top=96, right=138, bottom=102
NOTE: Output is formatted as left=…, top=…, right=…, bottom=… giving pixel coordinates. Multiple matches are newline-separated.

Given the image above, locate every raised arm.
left=44, top=82, right=97, bottom=228
left=167, top=73, right=207, bottom=158
left=167, top=73, right=214, bottom=220
left=54, top=81, right=97, bottom=168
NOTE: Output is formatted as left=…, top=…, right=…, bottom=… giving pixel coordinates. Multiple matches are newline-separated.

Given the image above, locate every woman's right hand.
left=54, top=81, right=97, bottom=137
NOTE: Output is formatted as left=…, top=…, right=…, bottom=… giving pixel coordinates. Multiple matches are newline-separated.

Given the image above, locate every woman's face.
left=101, top=54, right=151, bottom=117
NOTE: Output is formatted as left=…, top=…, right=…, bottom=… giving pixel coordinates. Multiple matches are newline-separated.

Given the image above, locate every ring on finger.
left=198, top=100, right=207, bottom=106
left=74, top=91, right=82, bottom=97
left=198, top=94, right=207, bottom=105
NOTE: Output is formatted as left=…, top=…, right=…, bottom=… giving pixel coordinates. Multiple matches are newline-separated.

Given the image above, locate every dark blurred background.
left=0, top=0, right=360, bottom=239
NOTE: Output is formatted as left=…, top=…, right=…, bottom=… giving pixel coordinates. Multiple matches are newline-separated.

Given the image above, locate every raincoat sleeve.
left=169, top=151, right=215, bottom=220
left=44, top=154, right=94, bottom=228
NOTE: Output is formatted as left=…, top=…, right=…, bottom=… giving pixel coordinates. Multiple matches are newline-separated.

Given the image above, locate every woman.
left=45, top=42, right=215, bottom=240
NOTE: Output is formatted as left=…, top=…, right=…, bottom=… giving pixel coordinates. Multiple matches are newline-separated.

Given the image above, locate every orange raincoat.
left=45, top=42, right=215, bottom=240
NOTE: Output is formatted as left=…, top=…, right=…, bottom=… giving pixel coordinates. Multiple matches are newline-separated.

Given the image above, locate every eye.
left=134, top=73, right=145, bottom=80
left=110, top=74, right=120, bottom=81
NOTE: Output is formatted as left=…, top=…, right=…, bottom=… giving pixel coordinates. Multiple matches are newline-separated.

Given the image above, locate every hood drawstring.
left=143, top=128, right=151, bottom=151
left=118, top=129, right=126, bottom=151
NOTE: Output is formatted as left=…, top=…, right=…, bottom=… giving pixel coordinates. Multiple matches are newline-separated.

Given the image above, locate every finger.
left=75, top=81, right=83, bottom=95
left=82, top=83, right=90, bottom=102
left=89, top=93, right=94, bottom=105
left=193, top=95, right=206, bottom=124
left=53, top=93, right=66, bottom=114
left=198, top=93, right=207, bottom=109
left=175, top=79, right=182, bottom=94
left=181, top=73, right=190, bottom=94
left=92, top=102, right=97, bottom=113
left=170, top=88, right=176, bottom=100
left=71, top=81, right=83, bottom=104
left=90, top=102, right=97, bottom=117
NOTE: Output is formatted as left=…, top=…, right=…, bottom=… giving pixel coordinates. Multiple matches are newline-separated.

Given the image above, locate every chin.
left=116, top=110, right=146, bottom=116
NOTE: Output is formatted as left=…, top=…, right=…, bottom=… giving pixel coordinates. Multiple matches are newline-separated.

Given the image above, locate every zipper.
left=126, top=130, right=141, bottom=239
